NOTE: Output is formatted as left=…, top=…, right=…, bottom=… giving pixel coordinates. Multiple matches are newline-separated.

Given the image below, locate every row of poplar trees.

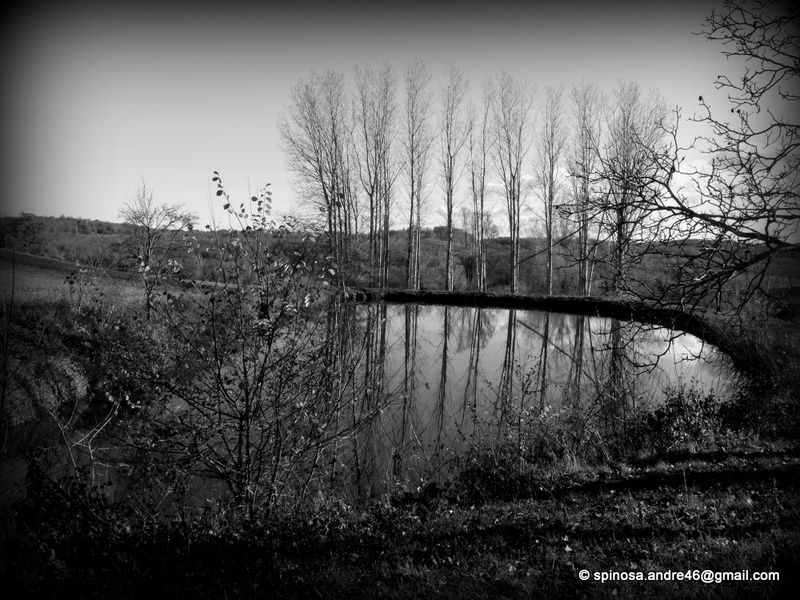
left=279, top=61, right=671, bottom=295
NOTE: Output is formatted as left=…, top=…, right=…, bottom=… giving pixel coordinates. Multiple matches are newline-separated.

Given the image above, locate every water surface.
left=340, top=303, right=733, bottom=495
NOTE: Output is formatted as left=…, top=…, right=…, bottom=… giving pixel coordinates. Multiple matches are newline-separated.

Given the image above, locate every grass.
left=0, top=248, right=142, bottom=310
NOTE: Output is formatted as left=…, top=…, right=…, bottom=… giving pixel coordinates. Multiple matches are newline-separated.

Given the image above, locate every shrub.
left=624, top=384, right=749, bottom=456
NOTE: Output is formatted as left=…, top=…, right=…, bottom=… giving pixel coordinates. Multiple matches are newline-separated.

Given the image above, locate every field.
left=0, top=248, right=141, bottom=307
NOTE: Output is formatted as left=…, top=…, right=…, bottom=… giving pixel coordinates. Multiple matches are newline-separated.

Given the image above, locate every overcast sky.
left=1, top=0, right=733, bottom=227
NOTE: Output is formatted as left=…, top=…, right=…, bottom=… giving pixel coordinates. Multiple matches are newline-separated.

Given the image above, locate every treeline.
left=0, top=214, right=135, bottom=269
left=5, top=207, right=784, bottom=306
left=279, top=62, right=674, bottom=299
left=0, top=213, right=135, bottom=239
left=0, top=208, right=621, bottom=295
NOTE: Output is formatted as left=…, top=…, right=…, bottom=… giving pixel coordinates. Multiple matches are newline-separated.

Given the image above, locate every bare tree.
left=468, top=81, right=494, bottom=291
left=279, top=70, right=356, bottom=281
left=120, top=182, right=195, bottom=320
left=640, top=0, right=799, bottom=314
left=402, top=59, right=434, bottom=289
left=440, top=66, right=470, bottom=290
left=595, top=81, right=668, bottom=295
left=492, top=72, right=533, bottom=293
left=353, top=64, right=399, bottom=288
left=568, top=81, right=603, bottom=296
left=535, top=86, right=567, bottom=295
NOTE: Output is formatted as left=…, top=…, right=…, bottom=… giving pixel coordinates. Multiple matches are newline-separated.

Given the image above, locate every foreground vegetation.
left=1, top=233, right=799, bottom=597
left=2, top=437, right=799, bottom=599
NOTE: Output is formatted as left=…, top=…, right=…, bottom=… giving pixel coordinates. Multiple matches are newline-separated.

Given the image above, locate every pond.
left=8, top=299, right=735, bottom=509
left=334, top=302, right=734, bottom=497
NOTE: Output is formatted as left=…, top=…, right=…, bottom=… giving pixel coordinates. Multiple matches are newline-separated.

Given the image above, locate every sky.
left=1, top=0, right=735, bottom=228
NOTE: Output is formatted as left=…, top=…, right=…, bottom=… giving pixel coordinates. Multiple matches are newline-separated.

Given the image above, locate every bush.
left=625, top=385, right=748, bottom=456
left=646, top=386, right=721, bottom=451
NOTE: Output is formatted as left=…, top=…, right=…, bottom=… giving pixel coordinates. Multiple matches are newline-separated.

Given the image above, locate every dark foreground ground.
left=2, top=443, right=799, bottom=599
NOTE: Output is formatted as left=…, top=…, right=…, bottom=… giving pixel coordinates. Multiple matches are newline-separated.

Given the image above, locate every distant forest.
left=0, top=212, right=608, bottom=294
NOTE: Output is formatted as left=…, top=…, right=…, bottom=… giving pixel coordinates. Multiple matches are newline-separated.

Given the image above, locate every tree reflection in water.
left=326, top=302, right=732, bottom=496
